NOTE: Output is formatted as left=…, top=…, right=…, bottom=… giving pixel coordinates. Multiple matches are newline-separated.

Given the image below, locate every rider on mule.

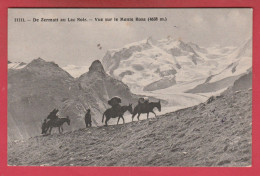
left=138, top=97, right=149, bottom=109
left=42, top=108, right=59, bottom=134
left=138, top=97, right=149, bottom=104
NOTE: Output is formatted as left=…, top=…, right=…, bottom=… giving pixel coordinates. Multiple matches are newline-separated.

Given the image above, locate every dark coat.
left=85, top=112, right=91, bottom=122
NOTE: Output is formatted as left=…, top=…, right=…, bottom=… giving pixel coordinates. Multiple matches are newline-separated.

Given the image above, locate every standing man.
left=85, top=109, right=92, bottom=127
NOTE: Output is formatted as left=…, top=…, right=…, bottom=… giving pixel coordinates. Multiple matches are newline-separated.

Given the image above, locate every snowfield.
left=100, top=37, right=252, bottom=116
left=102, top=37, right=251, bottom=91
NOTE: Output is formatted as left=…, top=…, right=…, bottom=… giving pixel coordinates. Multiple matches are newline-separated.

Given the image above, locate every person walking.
left=85, top=109, right=92, bottom=127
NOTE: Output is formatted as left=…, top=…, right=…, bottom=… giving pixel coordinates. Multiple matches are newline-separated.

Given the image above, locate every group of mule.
left=41, top=99, right=161, bottom=135
left=102, top=100, right=161, bottom=126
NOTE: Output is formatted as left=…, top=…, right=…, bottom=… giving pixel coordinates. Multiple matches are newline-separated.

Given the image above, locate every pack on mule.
left=132, top=99, right=161, bottom=121
left=102, top=104, right=132, bottom=126
left=108, top=96, right=121, bottom=106
left=108, top=96, right=122, bottom=116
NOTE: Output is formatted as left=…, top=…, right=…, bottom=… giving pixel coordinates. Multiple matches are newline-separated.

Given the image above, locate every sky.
left=8, top=8, right=252, bottom=67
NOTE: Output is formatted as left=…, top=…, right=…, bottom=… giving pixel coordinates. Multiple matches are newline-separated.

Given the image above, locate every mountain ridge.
left=8, top=58, right=139, bottom=141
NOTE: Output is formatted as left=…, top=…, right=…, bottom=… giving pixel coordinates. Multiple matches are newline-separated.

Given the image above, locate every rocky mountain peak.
left=21, top=58, right=73, bottom=79
left=26, top=58, right=46, bottom=67
left=30, top=57, right=45, bottom=63
left=89, top=60, right=105, bottom=74
left=26, top=58, right=60, bottom=69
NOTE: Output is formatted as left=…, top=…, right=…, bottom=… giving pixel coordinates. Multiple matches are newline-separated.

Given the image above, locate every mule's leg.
left=132, top=112, right=137, bottom=122
left=61, top=126, right=64, bottom=132
left=44, top=127, right=49, bottom=134
left=117, top=116, right=120, bottom=125
left=49, top=127, right=52, bottom=134
left=105, top=117, right=110, bottom=126
left=137, top=113, right=141, bottom=121
left=147, top=112, right=149, bottom=119
left=122, top=116, right=125, bottom=124
left=151, top=110, right=157, bottom=117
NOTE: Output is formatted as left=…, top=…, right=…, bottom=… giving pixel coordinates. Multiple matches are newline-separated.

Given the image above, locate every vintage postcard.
left=7, top=8, right=252, bottom=167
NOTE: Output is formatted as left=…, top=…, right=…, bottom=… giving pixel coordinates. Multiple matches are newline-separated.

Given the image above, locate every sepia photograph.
left=7, top=8, right=252, bottom=167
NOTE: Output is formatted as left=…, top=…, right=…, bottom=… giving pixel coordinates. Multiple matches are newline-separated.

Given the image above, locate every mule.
left=102, top=104, right=132, bottom=126
left=44, top=117, right=70, bottom=134
left=132, top=101, right=161, bottom=121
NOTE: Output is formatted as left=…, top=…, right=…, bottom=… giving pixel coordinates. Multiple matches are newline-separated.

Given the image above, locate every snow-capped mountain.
left=187, top=38, right=252, bottom=93
left=101, top=37, right=251, bottom=116
left=102, top=37, right=251, bottom=94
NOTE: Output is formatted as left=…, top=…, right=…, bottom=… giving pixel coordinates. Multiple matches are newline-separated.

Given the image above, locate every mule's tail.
left=102, top=112, right=106, bottom=123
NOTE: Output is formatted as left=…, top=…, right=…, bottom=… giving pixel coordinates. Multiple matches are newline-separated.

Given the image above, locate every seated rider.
left=47, top=108, right=59, bottom=121
left=138, top=97, right=149, bottom=105
left=137, top=97, right=149, bottom=110
left=144, top=97, right=149, bottom=103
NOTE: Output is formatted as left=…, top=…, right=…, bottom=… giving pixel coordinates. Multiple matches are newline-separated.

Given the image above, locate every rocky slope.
left=8, top=84, right=252, bottom=166
left=232, top=70, right=252, bottom=92
left=8, top=58, right=139, bottom=141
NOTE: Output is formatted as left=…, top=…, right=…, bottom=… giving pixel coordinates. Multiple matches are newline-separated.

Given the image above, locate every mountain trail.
left=8, top=89, right=251, bottom=166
